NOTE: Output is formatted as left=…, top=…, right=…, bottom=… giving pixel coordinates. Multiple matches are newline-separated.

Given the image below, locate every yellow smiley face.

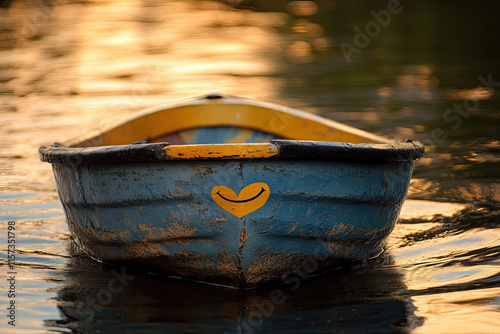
left=211, top=182, right=270, bottom=218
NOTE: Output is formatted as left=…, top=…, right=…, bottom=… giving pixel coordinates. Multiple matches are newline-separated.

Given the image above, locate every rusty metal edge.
left=271, top=139, right=425, bottom=162
left=39, top=140, right=424, bottom=165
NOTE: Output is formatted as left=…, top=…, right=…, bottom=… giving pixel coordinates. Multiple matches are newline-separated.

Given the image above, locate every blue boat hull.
left=40, top=95, right=424, bottom=287
left=52, top=157, right=413, bottom=287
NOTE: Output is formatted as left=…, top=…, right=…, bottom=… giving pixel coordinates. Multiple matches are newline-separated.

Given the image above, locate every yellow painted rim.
left=162, top=143, right=278, bottom=159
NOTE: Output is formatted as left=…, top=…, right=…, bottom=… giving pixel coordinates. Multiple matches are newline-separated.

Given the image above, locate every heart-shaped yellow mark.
left=211, top=182, right=270, bottom=218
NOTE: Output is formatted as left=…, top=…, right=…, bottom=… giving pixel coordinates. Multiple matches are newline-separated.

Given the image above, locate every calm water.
left=1, top=0, right=499, bottom=333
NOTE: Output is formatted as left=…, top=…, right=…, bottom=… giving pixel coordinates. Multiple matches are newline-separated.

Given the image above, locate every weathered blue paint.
left=51, top=154, right=413, bottom=287
left=40, top=95, right=424, bottom=287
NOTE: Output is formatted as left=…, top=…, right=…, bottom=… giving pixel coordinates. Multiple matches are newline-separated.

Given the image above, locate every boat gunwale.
left=39, top=140, right=424, bottom=165
left=38, top=94, right=424, bottom=165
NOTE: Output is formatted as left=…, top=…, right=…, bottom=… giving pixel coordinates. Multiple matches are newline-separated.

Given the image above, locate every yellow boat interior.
left=40, top=95, right=424, bottom=163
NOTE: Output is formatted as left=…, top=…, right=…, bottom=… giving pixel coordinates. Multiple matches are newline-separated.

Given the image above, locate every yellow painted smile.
left=211, top=182, right=270, bottom=218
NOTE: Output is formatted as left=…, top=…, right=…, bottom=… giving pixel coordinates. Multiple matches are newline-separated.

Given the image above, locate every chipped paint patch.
left=239, top=228, right=248, bottom=248
left=166, top=221, right=196, bottom=239
left=215, top=251, right=241, bottom=283
left=246, top=252, right=303, bottom=284
left=85, top=225, right=132, bottom=242
left=326, top=222, right=356, bottom=236
left=203, top=217, right=228, bottom=224
left=138, top=224, right=152, bottom=231
left=190, top=164, right=216, bottom=179
left=125, top=240, right=163, bottom=258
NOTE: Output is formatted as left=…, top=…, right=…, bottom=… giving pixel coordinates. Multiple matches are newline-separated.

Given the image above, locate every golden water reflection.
left=412, top=287, right=500, bottom=334
left=74, top=0, right=289, bottom=101
left=1, top=0, right=499, bottom=333
left=287, top=0, right=319, bottom=16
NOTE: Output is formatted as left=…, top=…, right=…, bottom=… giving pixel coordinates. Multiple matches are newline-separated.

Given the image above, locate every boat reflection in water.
left=51, top=242, right=421, bottom=333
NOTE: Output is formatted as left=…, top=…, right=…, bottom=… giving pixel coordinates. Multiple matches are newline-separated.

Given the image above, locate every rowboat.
left=40, top=94, right=424, bottom=288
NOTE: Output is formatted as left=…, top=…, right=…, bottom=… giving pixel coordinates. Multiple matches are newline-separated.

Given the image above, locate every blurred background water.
left=0, top=0, right=499, bottom=333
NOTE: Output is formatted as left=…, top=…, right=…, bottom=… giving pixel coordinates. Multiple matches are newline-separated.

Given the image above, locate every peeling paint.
left=203, top=218, right=228, bottom=224
left=239, top=228, right=247, bottom=249
left=42, top=96, right=422, bottom=287
left=165, top=221, right=197, bottom=240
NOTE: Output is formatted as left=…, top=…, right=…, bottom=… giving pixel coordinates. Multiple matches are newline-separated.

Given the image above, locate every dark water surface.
left=1, top=0, right=499, bottom=333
